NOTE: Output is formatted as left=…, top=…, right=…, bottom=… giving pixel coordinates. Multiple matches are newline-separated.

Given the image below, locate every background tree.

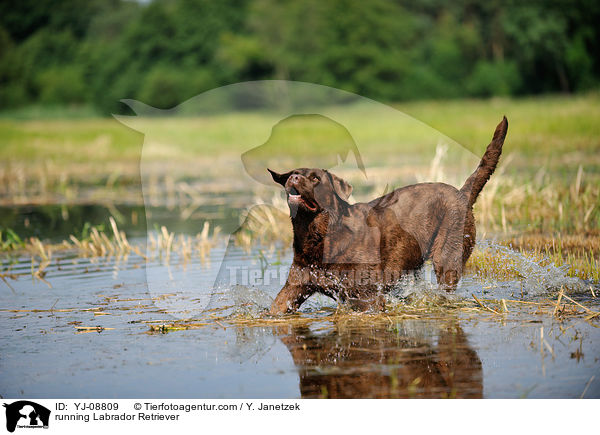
left=0, top=0, right=598, bottom=114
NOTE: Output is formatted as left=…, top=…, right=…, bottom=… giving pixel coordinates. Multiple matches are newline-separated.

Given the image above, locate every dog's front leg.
left=269, top=282, right=311, bottom=315
left=269, top=265, right=314, bottom=315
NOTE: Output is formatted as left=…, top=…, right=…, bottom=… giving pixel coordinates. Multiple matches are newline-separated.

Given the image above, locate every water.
left=1, top=235, right=599, bottom=399
left=474, top=239, right=586, bottom=295
left=0, top=203, right=242, bottom=241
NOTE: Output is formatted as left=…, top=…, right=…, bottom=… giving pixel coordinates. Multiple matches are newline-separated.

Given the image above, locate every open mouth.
left=287, top=187, right=318, bottom=212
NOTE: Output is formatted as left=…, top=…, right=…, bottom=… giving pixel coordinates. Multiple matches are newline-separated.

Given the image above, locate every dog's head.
left=268, top=168, right=352, bottom=216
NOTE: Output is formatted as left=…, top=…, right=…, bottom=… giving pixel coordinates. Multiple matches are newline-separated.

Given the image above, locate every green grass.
left=0, top=93, right=599, bottom=235
left=396, top=92, right=600, bottom=157
left=0, top=118, right=143, bottom=163
left=1, top=92, right=598, bottom=164
left=0, top=104, right=101, bottom=120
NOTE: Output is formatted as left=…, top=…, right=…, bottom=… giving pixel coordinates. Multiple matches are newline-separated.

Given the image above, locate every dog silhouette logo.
left=3, top=401, right=50, bottom=432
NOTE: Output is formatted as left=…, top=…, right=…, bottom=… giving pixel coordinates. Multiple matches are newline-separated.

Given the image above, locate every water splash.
left=217, top=237, right=587, bottom=316
left=229, top=284, right=273, bottom=316
left=471, top=240, right=585, bottom=295
left=387, top=269, right=462, bottom=305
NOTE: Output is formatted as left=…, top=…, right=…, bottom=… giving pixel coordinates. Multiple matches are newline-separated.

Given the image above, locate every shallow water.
left=0, top=202, right=243, bottom=241
left=1, top=238, right=599, bottom=399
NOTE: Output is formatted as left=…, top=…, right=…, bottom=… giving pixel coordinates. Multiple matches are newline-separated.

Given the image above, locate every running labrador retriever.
left=268, top=117, right=508, bottom=315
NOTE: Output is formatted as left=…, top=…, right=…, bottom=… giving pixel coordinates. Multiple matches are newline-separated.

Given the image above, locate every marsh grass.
left=503, top=234, right=600, bottom=282
left=234, top=193, right=292, bottom=251
left=2, top=93, right=598, bottom=162
left=1, top=93, right=599, bottom=233
left=144, top=289, right=600, bottom=334
left=0, top=228, right=24, bottom=250
left=65, top=218, right=222, bottom=265
left=147, top=221, right=222, bottom=264
left=0, top=161, right=142, bottom=206
left=466, top=234, right=600, bottom=282
left=0, top=215, right=598, bottom=291
left=0, top=95, right=598, bottom=294
left=475, top=164, right=600, bottom=234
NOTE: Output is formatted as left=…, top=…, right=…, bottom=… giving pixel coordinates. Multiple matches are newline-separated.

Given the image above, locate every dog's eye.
left=311, top=175, right=320, bottom=182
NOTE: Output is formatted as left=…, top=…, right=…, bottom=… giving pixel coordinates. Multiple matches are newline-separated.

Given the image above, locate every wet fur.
left=269, top=117, right=508, bottom=315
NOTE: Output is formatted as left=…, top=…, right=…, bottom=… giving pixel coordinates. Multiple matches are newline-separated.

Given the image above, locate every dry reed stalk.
left=560, top=294, right=597, bottom=314
left=75, top=326, right=115, bottom=333
left=553, top=287, right=564, bottom=317
left=580, top=375, right=595, bottom=399
left=472, top=294, right=500, bottom=314
left=0, top=274, right=16, bottom=291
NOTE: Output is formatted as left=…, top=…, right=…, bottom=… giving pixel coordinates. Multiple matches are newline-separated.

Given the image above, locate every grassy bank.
left=1, top=93, right=598, bottom=162
left=0, top=94, right=599, bottom=274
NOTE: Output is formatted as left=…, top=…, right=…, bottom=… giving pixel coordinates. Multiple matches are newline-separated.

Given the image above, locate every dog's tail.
left=460, top=116, right=508, bottom=206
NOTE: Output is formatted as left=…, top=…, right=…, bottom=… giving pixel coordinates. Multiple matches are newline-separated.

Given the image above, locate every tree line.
left=0, top=0, right=598, bottom=114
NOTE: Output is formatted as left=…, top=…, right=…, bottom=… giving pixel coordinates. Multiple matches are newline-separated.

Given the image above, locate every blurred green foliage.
left=0, top=0, right=598, bottom=114
left=0, top=227, right=24, bottom=251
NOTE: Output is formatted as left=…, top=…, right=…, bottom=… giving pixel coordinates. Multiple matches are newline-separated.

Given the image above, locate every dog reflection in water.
left=275, top=321, right=482, bottom=398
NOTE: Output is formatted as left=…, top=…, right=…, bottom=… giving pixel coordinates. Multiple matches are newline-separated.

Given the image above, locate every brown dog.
left=268, top=117, right=508, bottom=315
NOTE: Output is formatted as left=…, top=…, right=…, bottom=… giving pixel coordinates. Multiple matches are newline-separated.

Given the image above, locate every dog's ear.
left=327, top=171, right=353, bottom=201
left=267, top=168, right=292, bottom=187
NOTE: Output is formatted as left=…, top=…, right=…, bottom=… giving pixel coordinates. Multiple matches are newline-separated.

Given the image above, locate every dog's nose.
left=289, top=174, right=301, bottom=184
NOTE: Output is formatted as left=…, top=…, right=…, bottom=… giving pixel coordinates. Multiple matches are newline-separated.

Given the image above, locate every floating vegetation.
left=146, top=322, right=210, bottom=334
left=75, top=326, right=115, bottom=334
left=147, top=289, right=600, bottom=334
